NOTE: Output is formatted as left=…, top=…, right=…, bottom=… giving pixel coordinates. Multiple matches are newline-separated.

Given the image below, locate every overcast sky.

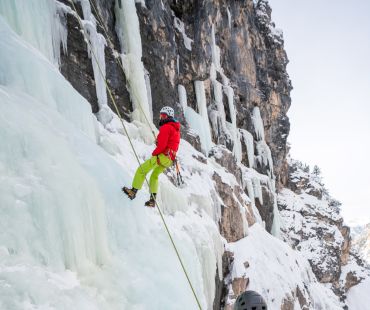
left=267, top=0, right=370, bottom=225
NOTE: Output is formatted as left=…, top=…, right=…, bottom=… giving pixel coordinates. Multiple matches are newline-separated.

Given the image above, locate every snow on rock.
left=255, top=0, right=284, bottom=46
left=226, top=224, right=343, bottom=309
left=279, top=158, right=370, bottom=303
left=173, top=16, right=193, bottom=51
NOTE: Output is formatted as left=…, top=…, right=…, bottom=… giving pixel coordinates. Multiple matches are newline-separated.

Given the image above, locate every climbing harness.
left=67, top=1, right=202, bottom=309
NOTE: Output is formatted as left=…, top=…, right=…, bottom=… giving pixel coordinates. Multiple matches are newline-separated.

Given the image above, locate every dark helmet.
left=234, top=291, right=267, bottom=310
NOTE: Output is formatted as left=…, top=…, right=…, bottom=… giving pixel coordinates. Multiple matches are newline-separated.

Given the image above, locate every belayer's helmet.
left=234, top=291, right=267, bottom=310
left=160, top=106, right=174, bottom=117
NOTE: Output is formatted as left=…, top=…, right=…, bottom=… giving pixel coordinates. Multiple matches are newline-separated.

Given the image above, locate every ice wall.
left=0, top=0, right=67, bottom=66
left=0, top=5, right=224, bottom=309
left=0, top=12, right=109, bottom=273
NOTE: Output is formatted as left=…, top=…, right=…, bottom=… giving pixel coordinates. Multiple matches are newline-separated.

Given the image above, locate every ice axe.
left=174, top=159, right=185, bottom=187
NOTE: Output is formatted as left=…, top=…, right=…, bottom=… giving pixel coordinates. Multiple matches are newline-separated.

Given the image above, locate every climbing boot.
left=144, top=193, right=156, bottom=208
left=122, top=187, right=137, bottom=200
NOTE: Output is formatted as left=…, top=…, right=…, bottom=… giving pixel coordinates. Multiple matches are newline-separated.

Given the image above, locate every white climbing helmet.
left=160, top=106, right=175, bottom=117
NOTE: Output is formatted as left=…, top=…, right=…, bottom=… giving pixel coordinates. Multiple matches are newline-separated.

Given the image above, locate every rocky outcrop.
left=279, top=158, right=370, bottom=302
left=213, top=172, right=246, bottom=242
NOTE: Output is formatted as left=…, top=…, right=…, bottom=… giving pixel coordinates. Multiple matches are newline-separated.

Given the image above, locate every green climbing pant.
left=132, top=154, right=173, bottom=194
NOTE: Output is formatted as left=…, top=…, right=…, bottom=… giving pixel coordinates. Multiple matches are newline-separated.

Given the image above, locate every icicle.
left=225, top=85, right=242, bottom=162
left=177, top=54, right=180, bottom=75
left=252, top=106, right=265, bottom=141
left=144, top=68, right=153, bottom=119
left=193, top=81, right=213, bottom=155
left=211, top=24, right=221, bottom=70
left=269, top=180, right=282, bottom=237
left=213, top=80, right=228, bottom=132
left=178, top=84, right=187, bottom=109
left=227, top=7, right=232, bottom=29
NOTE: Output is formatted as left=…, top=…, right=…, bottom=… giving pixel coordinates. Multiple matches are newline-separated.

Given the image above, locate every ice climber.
left=122, top=106, right=181, bottom=207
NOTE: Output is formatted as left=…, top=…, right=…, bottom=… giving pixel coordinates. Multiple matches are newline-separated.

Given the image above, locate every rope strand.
left=67, top=1, right=202, bottom=308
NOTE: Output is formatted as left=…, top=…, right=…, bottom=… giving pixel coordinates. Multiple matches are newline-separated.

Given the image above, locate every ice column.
left=178, top=84, right=187, bottom=110
left=209, top=25, right=228, bottom=141
left=211, top=25, right=221, bottom=71
left=227, top=7, right=232, bottom=29
left=77, top=0, right=110, bottom=124
left=225, top=84, right=242, bottom=162
left=144, top=68, right=153, bottom=119
left=194, top=81, right=213, bottom=155
left=252, top=106, right=265, bottom=141
left=115, top=0, right=152, bottom=124
left=251, top=106, right=281, bottom=236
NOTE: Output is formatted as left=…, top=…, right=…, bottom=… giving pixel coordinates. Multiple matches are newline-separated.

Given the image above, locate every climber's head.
left=234, top=291, right=267, bottom=310
left=160, top=106, right=174, bottom=118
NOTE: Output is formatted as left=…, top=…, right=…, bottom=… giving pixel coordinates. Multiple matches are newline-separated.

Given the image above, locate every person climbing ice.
left=122, top=106, right=181, bottom=207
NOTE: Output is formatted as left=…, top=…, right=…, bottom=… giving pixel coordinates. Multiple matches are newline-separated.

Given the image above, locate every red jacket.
left=152, top=120, right=181, bottom=160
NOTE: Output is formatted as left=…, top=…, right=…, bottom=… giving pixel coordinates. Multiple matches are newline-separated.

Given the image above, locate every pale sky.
left=268, top=0, right=370, bottom=225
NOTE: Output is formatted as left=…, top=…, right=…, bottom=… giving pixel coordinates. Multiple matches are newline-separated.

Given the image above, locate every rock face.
left=137, top=0, right=291, bottom=181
